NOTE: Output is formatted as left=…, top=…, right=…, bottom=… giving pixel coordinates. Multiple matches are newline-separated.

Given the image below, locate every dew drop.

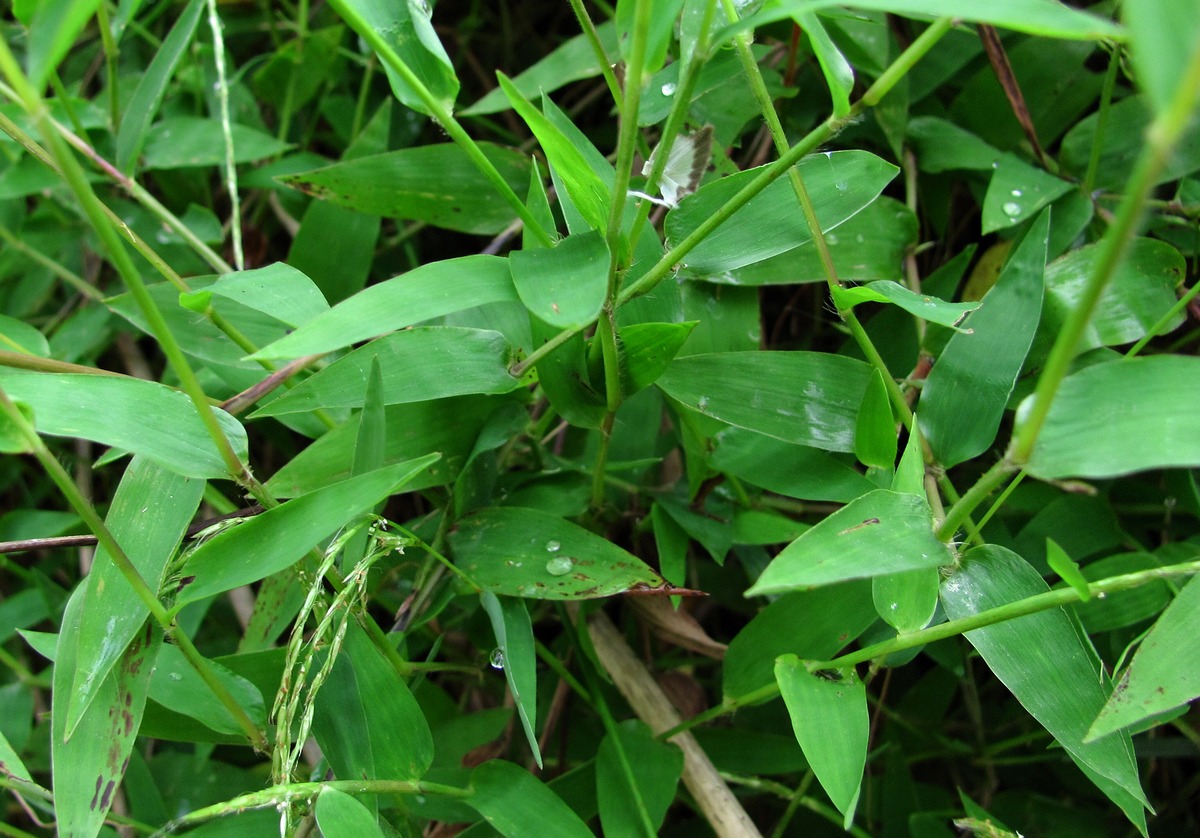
left=169, top=672, right=183, bottom=682
left=546, top=555, right=574, bottom=576
left=1010, top=188, right=1023, bottom=197
left=489, top=648, right=505, bottom=669
left=545, top=540, right=561, bottom=552
left=826, top=233, right=839, bottom=245
left=697, top=396, right=710, bottom=411
left=1002, top=201, right=1022, bottom=217
left=660, top=82, right=677, bottom=96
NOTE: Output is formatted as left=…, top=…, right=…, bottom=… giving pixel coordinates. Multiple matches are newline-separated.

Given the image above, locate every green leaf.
left=177, top=456, right=438, bottom=605
left=0, top=370, right=248, bottom=479
left=1036, top=238, right=1186, bottom=355
left=891, top=417, right=925, bottom=497
left=727, top=196, right=918, bottom=287
left=854, top=368, right=897, bottom=470
left=907, top=116, right=1001, bottom=173
left=723, top=581, right=876, bottom=698
left=873, top=567, right=940, bottom=634
left=940, top=545, right=1150, bottom=832
left=797, top=10, right=853, bottom=117
left=66, top=457, right=203, bottom=738
left=468, top=760, right=594, bottom=838
left=619, top=321, right=697, bottom=396
left=709, top=428, right=876, bottom=503
left=981, top=155, right=1072, bottom=233
left=510, top=231, right=609, bottom=329
left=1022, top=356, right=1200, bottom=479
left=115, top=0, right=204, bottom=171
left=497, top=74, right=610, bottom=232
left=597, top=721, right=683, bottom=838
left=666, top=150, right=899, bottom=273
left=776, top=657, right=867, bottom=829
left=745, top=490, right=951, bottom=596
left=25, top=0, right=102, bottom=90
left=481, top=592, right=542, bottom=768
left=531, top=325, right=607, bottom=429
left=617, top=0, right=682, bottom=76
left=919, top=210, right=1048, bottom=468
left=734, top=0, right=1123, bottom=41
left=658, top=351, right=873, bottom=452
left=832, top=279, right=980, bottom=330
left=250, top=328, right=521, bottom=417
left=464, top=23, right=618, bottom=115
left=265, top=397, right=502, bottom=497
left=0, top=314, right=50, bottom=357
left=279, top=144, right=531, bottom=235
left=315, top=787, right=387, bottom=838
left=141, top=117, right=291, bottom=169
left=251, top=255, right=518, bottom=360
left=330, top=0, right=459, bottom=117
left=1060, top=96, right=1200, bottom=191
left=53, top=588, right=160, bottom=838
left=1046, top=538, right=1090, bottom=601
left=448, top=507, right=665, bottom=599
left=651, top=503, right=689, bottom=587
left=1088, top=575, right=1200, bottom=741
left=312, top=619, right=434, bottom=781
left=147, top=644, right=265, bottom=736
left=179, top=262, right=330, bottom=329
left=1123, top=0, right=1200, bottom=117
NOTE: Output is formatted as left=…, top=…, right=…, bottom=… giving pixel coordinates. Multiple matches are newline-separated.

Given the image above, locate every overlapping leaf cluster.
left=1, top=1, right=1199, bottom=836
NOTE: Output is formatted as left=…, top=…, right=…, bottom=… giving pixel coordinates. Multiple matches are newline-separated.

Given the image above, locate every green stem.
left=661, top=556, right=1200, bottom=738
left=154, top=779, right=471, bottom=836
left=205, top=0, right=245, bottom=270
left=326, top=0, right=554, bottom=247
left=566, top=0, right=623, bottom=114
left=937, top=458, right=1017, bottom=541
left=1008, top=41, right=1200, bottom=466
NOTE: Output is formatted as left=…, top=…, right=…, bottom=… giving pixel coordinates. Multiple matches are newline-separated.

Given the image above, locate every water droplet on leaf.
left=489, top=648, right=505, bottom=669
left=660, top=82, right=677, bottom=96
left=545, top=540, right=561, bottom=552
left=546, top=555, right=574, bottom=576
left=1002, top=201, right=1021, bottom=217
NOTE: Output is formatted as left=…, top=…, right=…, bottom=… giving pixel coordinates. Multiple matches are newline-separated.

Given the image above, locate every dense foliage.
left=1, top=1, right=1199, bottom=836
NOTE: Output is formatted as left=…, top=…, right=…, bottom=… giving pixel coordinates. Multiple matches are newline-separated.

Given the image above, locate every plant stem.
left=661, top=556, right=1200, bottom=738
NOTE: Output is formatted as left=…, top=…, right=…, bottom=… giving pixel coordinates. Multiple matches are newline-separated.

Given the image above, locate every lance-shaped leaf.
left=315, top=787, right=387, bottom=838
left=250, top=328, right=522, bottom=417
left=776, top=657, right=867, bottom=829
left=657, top=351, right=873, bottom=452
left=510, top=231, right=609, bottom=329
left=1022, top=355, right=1200, bottom=479
left=666, top=150, right=898, bottom=273
left=179, top=262, right=329, bottom=329
left=940, top=545, right=1150, bottom=833
left=0, top=370, right=247, bottom=480
left=66, top=457, right=203, bottom=738
left=329, top=0, right=459, bottom=117
left=746, top=490, right=952, bottom=596
left=1088, top=575, right=1200, bottom=741
left=177, top=456, right=438, bottom=605
left=831, top=280, right=980, bottom=329
left=312, top=619, right=433, bottom=782
left=597, top=721, right=683, bottom=838
left=468, top=760, right=594, bottom=838
left=278, top=144, right=530, bottom=235
left=251, top=255, right=518, bottom=360
left=919, top=210, right=1047, bottom=468
left=448, top=507, right=665, bottom=599
left=53, top=588, right=161, bottom=838
left=481, top=593, right=542, bottom=768
left=498, top=74, right=610, bottom=232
